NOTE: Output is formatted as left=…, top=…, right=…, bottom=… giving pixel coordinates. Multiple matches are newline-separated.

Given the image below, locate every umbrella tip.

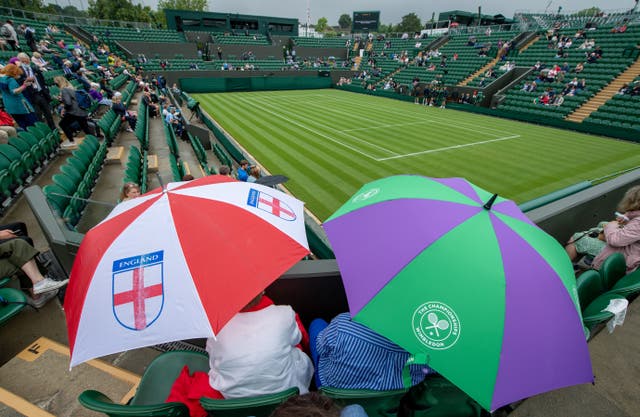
left=483, top=194, right=498, bottom=210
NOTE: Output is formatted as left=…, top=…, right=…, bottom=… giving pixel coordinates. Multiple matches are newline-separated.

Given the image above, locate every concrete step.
left=105, top=146, right=124, bottom=165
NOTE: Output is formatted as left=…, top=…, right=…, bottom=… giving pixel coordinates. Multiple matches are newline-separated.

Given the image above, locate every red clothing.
left=166, top=296, right=309, bottom=416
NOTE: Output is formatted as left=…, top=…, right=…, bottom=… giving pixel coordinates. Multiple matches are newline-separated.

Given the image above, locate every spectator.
left=271, top=392, right=368, bottom=417
left=17, top=52, right=55, bottom=130
left=20, top=24, right=37, bottom=52
left=53, top=76, right=91, bottom=147
left=218, top=165, right=232, bottom=177
left=205, top=291, right=313, bottom=398
left=30, top=52, right=49, bottom=71
left=0, top=107, right=17, bottom=143
left=112, top=94, right=136, bottom=132
left=247, top=166, right=261, bottom=183
left=237, top=160, right=250, bottom=181
left=119, top=182, right=141, bottom=202
left=311, top=313, right=429, bottom=391
left=0, top=227, right=69, bottom=307
left=592, top=186, right=640, bottom=273
left=1, top=20, right=19, bottom=51
left=181, top=174, right=194, bottom=181
left=0, top=64, right=38, bottom=130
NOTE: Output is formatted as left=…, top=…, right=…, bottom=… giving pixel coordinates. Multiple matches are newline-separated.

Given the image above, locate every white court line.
left=234, top=95, right=381, bottom=160
left=339, top=120, right=432, bottom=133
left=376, top=135, right=522, bottom=161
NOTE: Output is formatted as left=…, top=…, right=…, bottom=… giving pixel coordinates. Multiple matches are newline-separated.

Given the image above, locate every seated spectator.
left=271, top=392, right=367, bottom=417
left=88, top=82, right=111, bottom=106
left=237, top=160, right=250, bottom=181
left=112, top=94, right=136, bottom=132
left=218, top=165, right=232, bottom=177
left=0, top=227, right=69, bottom=307
left=579, top=39, right=595, bottom=50
left=611, top=23, right=628, bottom=33
left=311, top=313, right=430, bottom=390
left=592, top=186, right=640, bottom=273
left=566, top=221, right=608, bottom=268
left=617, top=84, right=630, bottom=95
left=175, top=292, right=313, bottom=407
left=247, top=166, right=260, bottom=183
left=0, top=108, right=17, bottom=144
left=119, top=182, right=141, bottom=202
left=573, top=62, right=584, bottom=73
left=30, top=52, right=49, bottom=71
left=141, top=90, right=159, bottom=117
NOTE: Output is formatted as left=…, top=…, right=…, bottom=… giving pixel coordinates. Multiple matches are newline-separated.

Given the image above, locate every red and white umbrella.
left=65, top=175, right=309, bottom=367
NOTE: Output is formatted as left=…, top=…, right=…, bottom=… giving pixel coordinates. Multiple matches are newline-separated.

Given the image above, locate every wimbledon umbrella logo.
left=352, top=188, right=380, bottom=202
left=412, top=301, right=461, bottom=350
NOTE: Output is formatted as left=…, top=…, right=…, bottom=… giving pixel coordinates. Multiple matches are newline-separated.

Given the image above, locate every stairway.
left=352, top=56, right=362, bottom=71
left=565, top=58, right=640, bottom=122
left=458, top=57, right=499, bottom=86
left=518, top=35, right=540, bottom=53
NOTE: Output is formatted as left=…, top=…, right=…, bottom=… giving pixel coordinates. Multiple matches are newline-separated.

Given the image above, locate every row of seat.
left=163, top=121, right=186, bottom=182
left=578, top=252, right=640, bottom=335
left=123, top=146, right=149, bottom=194
left=43, top=135, right=107, bottom=229
left=78, top=350, right=481, bottom=417
left=0, top=123, right=59, bottom=210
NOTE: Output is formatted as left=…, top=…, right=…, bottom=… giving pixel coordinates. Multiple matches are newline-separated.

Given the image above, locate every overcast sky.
left=64, top=1, right=635, bottom=25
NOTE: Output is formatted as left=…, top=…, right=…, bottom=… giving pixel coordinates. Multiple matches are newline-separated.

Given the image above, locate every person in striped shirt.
left=311, top=313, right=431, bottom=391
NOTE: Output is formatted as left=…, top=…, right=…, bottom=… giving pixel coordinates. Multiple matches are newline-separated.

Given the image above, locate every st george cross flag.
left=65, top=175, right=310, bottom=368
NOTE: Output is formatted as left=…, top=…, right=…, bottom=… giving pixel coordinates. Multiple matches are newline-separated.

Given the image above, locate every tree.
left=396, top=13, right=422, bottom=33
left=62, top=6, right=87, bottom=17
left=88, top=0, right=156, bottom=23
left=3, top=0, right=43, bottom=12
left=378, top=23, right=395, bottom=34
left=157, top=0, right=208, bottom=12
left=575, top=7, right=601, bottom=16
left=338, top=13, right=352, bottom=30
left=316, top=17, right=328, bottom=32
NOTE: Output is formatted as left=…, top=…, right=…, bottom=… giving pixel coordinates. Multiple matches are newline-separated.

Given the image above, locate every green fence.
left=179, top=75, right=332, bottom=93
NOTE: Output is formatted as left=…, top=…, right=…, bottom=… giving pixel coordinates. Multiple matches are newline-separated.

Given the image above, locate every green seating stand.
left=577, top=270, right=626, bottom=330
left=78, top=350, right=210, bottom=417
left=600, top=252, right=640, bottom=298
left=200, top=387, right=299, bottom=417
left=320, top=386, right=407, bottom=417
left=0, top=287, right=28, bottom=326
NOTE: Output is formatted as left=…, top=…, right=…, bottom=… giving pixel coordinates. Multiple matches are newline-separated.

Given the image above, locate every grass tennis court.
left=194, top=89, right=640, bottom=221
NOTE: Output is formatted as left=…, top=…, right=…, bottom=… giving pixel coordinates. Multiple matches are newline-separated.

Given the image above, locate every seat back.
left=78, top=390, right=190, bottom=417
left=200, top=387, right=299, bottom=417
left=131, top=350, right=210, bottom=406
left=0, top=287, right=28, bottom=326
left=576, top=270, right=606, bottom=309
left=599, top=252, right=626, bottom=289
left=320, top=386, right=407, bottom=417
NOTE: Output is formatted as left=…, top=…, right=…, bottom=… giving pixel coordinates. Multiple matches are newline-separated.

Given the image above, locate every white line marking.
left=338, top=120, right=432, bottom=132
left=376, top=135, right=522, bottom=161
left=234, top=95, right=381, bottom=160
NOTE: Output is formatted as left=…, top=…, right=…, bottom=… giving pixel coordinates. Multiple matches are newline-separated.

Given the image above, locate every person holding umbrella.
left=205, top=291, right=314, bottom=398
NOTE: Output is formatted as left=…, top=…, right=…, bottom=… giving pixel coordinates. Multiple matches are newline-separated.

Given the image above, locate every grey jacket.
left=61, top=87, right=87, bottom=117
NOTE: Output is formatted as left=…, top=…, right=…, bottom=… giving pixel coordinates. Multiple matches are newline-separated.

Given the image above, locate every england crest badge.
left=112, top=250, right=164, bottom=331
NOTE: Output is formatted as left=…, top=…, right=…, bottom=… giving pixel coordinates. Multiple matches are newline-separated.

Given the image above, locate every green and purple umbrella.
left=323, top=175, right=593, bottom=411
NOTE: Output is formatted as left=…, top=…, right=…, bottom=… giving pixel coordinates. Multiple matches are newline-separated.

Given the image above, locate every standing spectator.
left=17, top=52, right=55, bottom=130
left=53, top=76, right=91, bottom=147
left=21, top=24, right=37, bottom=52
left=0, top=64, right=37, bottom=129
left=1, top=20, right=19, bottom=51
left=217, top=46, right=223, bottom=60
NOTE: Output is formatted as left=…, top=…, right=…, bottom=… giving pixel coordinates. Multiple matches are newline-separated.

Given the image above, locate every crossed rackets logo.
left=412, top=301, right=461, bottom=350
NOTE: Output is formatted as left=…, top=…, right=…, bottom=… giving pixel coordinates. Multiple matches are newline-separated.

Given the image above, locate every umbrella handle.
left=483, top=193, right=498, bottom=210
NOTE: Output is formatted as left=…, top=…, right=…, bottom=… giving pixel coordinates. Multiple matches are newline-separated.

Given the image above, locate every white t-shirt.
left=206, top=304, right=314, bottom=398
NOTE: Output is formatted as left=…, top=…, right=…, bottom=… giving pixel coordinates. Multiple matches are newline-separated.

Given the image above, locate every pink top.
left=593, top=210, right=640, bottom=273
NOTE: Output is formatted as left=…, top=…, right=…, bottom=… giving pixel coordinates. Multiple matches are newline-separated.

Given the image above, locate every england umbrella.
left=65, top=175, right=309, bottom=368
left=322, top=175, right=593, bottom=411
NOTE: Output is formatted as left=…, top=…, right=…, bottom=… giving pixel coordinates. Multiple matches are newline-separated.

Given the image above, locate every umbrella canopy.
left=323, top=175, right=593, bottom=411
left=255, top=175, right=289, bottom=188
left=66, top=175, right=309, bottom=367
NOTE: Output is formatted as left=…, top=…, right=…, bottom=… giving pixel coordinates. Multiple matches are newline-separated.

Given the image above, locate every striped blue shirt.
left=317, top=313, right=430, bottom=390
